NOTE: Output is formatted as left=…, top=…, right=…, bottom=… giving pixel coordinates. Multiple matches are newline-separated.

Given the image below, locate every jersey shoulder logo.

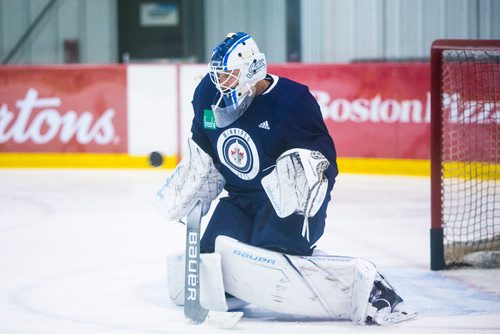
left=217, top=128, right=260, bottom=180
left=203, top=109, right=217, bottom=130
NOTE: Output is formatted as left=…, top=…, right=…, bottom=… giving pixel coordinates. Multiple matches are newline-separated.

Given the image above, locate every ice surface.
left=0, top=169, right=499, bottom=333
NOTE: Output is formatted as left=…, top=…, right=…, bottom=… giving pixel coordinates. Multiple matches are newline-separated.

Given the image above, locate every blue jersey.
left=191, top=74, right=338, bottom=195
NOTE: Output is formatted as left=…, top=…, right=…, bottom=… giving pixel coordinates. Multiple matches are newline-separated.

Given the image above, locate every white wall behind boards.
left=2, top=0, right=499, bottom=64
left=0, top=0, right=117, bottom=64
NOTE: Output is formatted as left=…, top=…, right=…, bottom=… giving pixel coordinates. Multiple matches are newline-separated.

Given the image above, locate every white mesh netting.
left=440, top=49, right=500, bottom=266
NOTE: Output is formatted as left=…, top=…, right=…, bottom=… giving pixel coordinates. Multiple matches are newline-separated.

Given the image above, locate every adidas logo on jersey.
left=258, top=120, right=270, bottom=130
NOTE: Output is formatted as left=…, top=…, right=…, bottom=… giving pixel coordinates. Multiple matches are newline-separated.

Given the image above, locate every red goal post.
left=430, top=39, right=500, bottom=270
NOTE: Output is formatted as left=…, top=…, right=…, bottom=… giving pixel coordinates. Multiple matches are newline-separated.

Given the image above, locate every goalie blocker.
left=168, top=236, right=417, bottom=325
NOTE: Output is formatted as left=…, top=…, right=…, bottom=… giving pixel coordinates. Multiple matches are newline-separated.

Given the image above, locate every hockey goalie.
left=154, top=32, right=417, bottom=326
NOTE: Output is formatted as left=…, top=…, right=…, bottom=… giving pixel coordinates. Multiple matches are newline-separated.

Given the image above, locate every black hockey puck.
left=149, top=151, right=163, bottom=167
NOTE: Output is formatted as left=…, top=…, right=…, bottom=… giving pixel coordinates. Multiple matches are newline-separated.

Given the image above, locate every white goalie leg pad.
left=167, top=251, right=246, bottom=311
left=167, top=251, right=226, bottom=311
left=216, top=236, right=338, bottom=318
left=215, top=236, right=376, bottom=322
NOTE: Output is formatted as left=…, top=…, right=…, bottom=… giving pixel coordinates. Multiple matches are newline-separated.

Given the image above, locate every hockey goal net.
left=430, top=40, right=500, bottom=270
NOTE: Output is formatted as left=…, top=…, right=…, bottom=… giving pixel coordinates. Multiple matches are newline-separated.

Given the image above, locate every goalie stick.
left=184, top=201, right=243, bottom=328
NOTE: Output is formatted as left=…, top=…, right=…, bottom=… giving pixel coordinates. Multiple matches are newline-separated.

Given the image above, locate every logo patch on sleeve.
left=203, top=109, right=217, bottom=130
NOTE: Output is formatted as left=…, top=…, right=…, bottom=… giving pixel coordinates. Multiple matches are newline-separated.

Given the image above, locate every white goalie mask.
left=209, top=32, right=267, bottom=127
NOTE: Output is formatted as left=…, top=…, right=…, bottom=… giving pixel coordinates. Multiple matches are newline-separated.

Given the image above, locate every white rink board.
left=0, top=170, right=499, bottom=334
left=179, top=64, right=208, bottom=156
left=126, top=64, right=207, bottom=157
left=127, top=64, right=178, bottom=156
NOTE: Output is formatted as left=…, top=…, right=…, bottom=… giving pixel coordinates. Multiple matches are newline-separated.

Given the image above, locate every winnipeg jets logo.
left=229, top=140, right=247, bottom=167
left=217, top=128, right=260, bottom=180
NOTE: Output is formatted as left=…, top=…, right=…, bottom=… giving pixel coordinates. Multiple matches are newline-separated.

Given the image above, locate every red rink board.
left=269, top=63, right=430, bottom=159
left=0, top=63, right=432, bottom=160
left=0, top=66, right=127, bottom=153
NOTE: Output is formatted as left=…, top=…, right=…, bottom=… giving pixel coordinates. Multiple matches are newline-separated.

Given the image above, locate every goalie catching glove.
left=261, top=148, right=330, bottom=241
left=154, top=138, right=225, bottom=221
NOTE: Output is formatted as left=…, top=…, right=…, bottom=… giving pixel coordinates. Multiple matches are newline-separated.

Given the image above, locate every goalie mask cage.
left=430, top=40, right=500, bottom=270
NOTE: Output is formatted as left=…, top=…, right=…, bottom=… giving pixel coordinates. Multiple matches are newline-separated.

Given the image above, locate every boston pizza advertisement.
left=269, top=64, right=430, bottom=159
left=0, top=66, right=127, bottom=153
